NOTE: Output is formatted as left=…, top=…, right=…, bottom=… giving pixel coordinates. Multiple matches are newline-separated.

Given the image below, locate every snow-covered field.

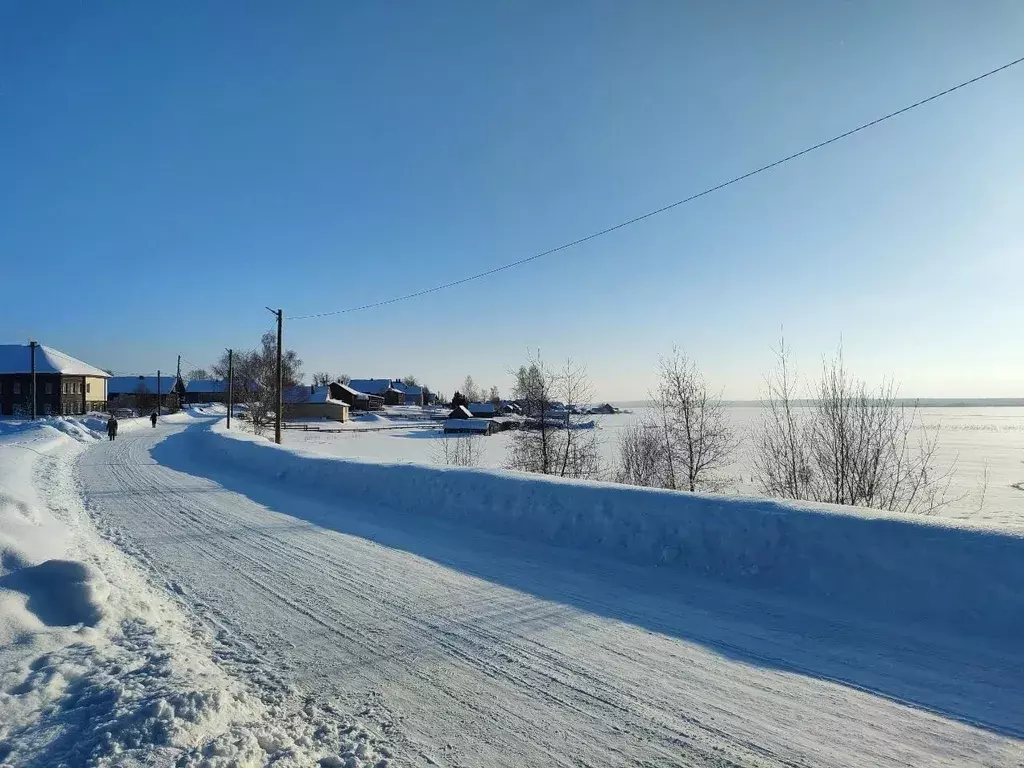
left=279, top=406, right=1024, bottom=528
left=2, top=409, right=1023, bottom=765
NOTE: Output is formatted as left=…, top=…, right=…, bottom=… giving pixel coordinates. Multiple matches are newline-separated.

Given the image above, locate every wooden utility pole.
left=156, top=369, right=161, bottom=418
left=29, top=340, right=37, bottom=420
left=266, top=307, right=283, bottom=444
left=176, top=355, right=181, bottom=382
left=226, top=348, right=233, bottom=430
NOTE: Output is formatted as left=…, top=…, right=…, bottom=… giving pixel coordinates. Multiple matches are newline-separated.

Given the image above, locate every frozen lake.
left=282, top=406, right=1024, bottom=529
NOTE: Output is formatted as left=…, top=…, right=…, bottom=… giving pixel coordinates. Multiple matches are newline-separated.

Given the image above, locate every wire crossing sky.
left=287, top=54, right=1024, bottom=322
left=2, top=2, right=1022, bottom=399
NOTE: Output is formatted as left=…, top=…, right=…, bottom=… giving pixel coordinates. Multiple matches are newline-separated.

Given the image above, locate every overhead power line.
left=289, top=54, right=1024, bottom=321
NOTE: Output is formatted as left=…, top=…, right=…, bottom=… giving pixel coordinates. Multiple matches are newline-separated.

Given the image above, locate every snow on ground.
left=277, top=406, right=1024, bottom=528
left=72, top=415, right=1024, bottom=765
left=0, top=417, right=396, bottom=766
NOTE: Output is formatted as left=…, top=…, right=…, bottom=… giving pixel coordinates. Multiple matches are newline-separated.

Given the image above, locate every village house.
left=283, top=385, right=350, bottom=422
left=184, top=378, right=229, bottom=404
left=467, top=402, right=497, bottom=417
left=108, top=375, right=186, bottom=412
left=327, top=382, right=384, bottom=411
left=0, top=343, right=109, bottom=416
left=348, top=379, right=428, bottom=407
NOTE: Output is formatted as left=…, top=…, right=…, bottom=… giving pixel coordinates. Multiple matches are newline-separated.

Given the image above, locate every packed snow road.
left=77, top=418, right=1024, bottom=767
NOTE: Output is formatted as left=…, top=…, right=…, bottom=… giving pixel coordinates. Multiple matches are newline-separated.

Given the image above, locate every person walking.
left=150, top=412, right=158, bottom=428
left=106, top=414, right=118, bottom=441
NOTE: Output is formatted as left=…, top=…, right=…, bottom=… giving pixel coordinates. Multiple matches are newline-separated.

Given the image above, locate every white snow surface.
left=34, top=413, right=1023, bottom=765
left=0, top=416, right=396, bottom=767
left=0, top=344, right=110, bottom=377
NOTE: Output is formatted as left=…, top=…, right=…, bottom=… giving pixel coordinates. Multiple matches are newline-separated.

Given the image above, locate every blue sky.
left=2, top=1, right=1022, bottom=400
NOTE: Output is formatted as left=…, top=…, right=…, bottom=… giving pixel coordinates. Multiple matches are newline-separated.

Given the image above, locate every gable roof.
left=448, top=405, right=473, bottom=419
left=331, top=382, right=370, bottom=400
left=348, top=379, right=392, bottom=396
left=0, top=344, right=109, bottom=377
left=283, top=385, right=348, bottom=405
left=468, top=402, right=496, bottom=415
left=392, top=381, right=423, bottom=396
left=108, top=375, right=182, bottom=394
left=185, top=379, right=228, bottom=393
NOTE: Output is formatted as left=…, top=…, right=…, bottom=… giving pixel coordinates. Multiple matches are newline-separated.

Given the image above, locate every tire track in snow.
left=77, top=423, right=1024, bottom=768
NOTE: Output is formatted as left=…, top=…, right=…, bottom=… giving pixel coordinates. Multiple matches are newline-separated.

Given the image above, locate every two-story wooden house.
left=0, top=344, right=110, bottom=417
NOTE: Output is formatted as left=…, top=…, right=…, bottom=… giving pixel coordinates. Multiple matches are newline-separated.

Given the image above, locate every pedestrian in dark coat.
left=150, top=412, right=158, bottom=428
left=106, top=415, right=118, bottom=441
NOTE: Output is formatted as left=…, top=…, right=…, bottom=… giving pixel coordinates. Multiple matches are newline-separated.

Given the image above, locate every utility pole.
left=266, top=307, right=283, bottom=444
left=176, top=354, right=181, bottom=383
left=29, top=340, right=37, bottom=420
left=226, top=348, right=233, bottom=430
left=157, top=369, right=161, bottom=418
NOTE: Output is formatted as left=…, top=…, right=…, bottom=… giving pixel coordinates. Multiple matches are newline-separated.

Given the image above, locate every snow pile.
left=0, top=422, right=395, bottom=767
left=199, top=422, right=1024, bottom=643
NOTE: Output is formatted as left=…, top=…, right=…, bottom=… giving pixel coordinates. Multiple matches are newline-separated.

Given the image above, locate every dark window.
left=86, top=382, right=91, bottom=394
left=13, top=382, right=21, bottom=395
left=45, top=382, right=52, bottom=395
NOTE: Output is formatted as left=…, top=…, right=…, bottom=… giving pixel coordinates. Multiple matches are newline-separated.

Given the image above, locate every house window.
left=45, top=382, right=53, bottom=395
left=86, top=382, right=91, bottom=394
left=13, top=382, right=21, bottom=395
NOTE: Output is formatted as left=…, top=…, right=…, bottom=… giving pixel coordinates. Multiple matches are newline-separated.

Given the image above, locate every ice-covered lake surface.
left=281, top=405, right=1024, bottom=529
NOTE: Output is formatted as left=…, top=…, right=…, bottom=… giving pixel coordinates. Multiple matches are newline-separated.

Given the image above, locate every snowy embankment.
left=0, top=417, right=393, bottom=767
left=208, top=421, right=1023, bottom=643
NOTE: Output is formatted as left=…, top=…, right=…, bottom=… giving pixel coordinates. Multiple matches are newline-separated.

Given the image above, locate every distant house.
left=283, top=385, right=349, bottom=422
left=447, top=405, right=473, bottom=420
left=108, top=375, right=185, bottom=412
left=443, top=417, right=495, bottom=435
left=348, top=379, right=427, bottom=407
left=184, top=379, right=229, bottom=404
left=467, top=402, right=497, bottom=418
left=327, top=382, right=383, bottom=411
left=0, top=343, right=109, bottom=416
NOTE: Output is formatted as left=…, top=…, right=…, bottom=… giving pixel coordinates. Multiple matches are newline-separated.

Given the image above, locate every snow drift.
left=174, top=422, right=1024, bottom=643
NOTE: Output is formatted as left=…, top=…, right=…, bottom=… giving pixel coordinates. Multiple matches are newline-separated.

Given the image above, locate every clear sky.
left=2, top=1, right=1022, bottom=400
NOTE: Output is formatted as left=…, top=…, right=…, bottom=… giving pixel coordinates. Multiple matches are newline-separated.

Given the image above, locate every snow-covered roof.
left=448, top=405, right=473, bottom=419
left=333, top=383, right=369, bottom=400
left=468, top=402, right=496, bottom=415
left=283, top=385, right=348, bottom=405
left=185, top=378, right=228, bottom=393
left=443, top=418, right=491, bottom=432
left=348, top=379, right=391, bottom=395
left=393, top=381, right=423, bottom=396
left=108, top=375, right=181, bottom=394
left=0, top=344, right=109, bottom=378
left=348, top=379, right=424, bottom=397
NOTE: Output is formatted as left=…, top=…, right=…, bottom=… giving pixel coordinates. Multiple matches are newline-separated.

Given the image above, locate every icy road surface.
left=77, top=419, right=1024, bottom=766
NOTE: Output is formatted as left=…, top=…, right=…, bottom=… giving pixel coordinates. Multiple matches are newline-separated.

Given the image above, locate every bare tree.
left=213, top=331, right=303, bottom=436
left=753, top=341, right=958, bottom=514
left=752, top=339, right=813, bottom=500
left=507, top=354, right=600, bottom=479
left=312, top=372, right=334, bottom=387
left=507, top=356, right=558, bottom=475
left=432, top=435, right=483, bottom=467
left=652, top=348, right=736, bottom=492
left=337, top=373, right=351, bottom=385
left=488, top=385, right=501, bottom=404
left=556, top=358, right=601, bottom=479
left=615, top=415, right=669, bottom=487
left=185, top=368, right=210, bottom=382
left=403, top=375, right=419, bottom=387
left=462, top=375, right=482, bottom=404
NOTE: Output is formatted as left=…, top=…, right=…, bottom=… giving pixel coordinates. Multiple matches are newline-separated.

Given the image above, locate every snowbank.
left=0, top=421, right=393, bottom=767
left=198, top=422, right=1024, bottom=643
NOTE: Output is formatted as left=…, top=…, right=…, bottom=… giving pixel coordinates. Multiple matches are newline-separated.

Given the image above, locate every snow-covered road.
left=77, top=418, right=1024, bottom=766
